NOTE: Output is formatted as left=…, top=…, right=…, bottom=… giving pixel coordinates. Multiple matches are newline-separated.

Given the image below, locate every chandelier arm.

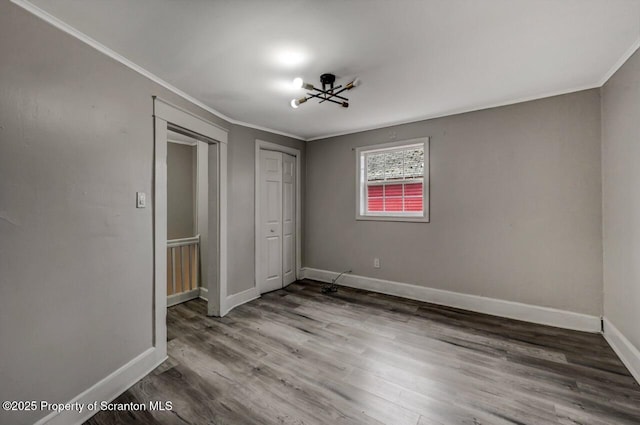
left=313, top=84, right=343, bottom=94
left=324, top=85, right=349, bottom=99
left=306, top=93, right=347, bottom=106
left=309, top=87, right=349, bottom=102
left=318, top=85, right=346, bottom=103
left=290, top=74, right=357, bottom=109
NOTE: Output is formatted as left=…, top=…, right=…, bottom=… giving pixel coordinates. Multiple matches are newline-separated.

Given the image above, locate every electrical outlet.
left=136, top=192, right=146, bottom=208
left=374, top=258, right=380, bottom=268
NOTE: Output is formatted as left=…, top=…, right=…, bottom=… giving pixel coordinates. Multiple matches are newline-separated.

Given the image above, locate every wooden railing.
left=167, top=235, right=200, bottom=305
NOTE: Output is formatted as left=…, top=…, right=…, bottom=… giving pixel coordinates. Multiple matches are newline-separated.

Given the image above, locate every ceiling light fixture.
left=290, top=73, right=360, bottom=109
left=290, top=98, right=307, bottom=108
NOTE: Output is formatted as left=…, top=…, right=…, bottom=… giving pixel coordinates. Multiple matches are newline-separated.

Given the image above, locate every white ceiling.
left=25, top=0, right=640, bottom=140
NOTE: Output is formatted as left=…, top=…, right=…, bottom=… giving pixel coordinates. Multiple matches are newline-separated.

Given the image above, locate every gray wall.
left=306, top=89, right=603, bottom=315
left=167, top=142, right=195, bottom=240
left=0, top=2, right=304, bottom=424
left=602, top=48, right=640, bottom=350
left=227, top=123, right=306, bottom=295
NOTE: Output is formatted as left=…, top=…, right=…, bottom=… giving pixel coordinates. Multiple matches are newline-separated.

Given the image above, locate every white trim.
left=198, top=286, right=209, bottom=301
left=603, top=318, right=640, bottom=385
left=34, top=347, right=165, bottom=425
left=12, top=0, right=639, bottom=144
left=222, top=287, right=260, bottom=316
left=167, top=288, right=201, bottom=307
left=10, top=0, right=304, bottom=141
left=216, top=141, right=228, bottom=316
left=598, top=39, right=640, bottom=86
left=155, top=98, right=228, bottom=144
left=306, top=84, right=603, bottom=142
left=357, top=140, right=425, bottom=154
left=355, top=137, right=430, bottom=223
left=154, top=98, right=228, bottom=323
left=301, top=268, right=601, bottom=333
left=255, top=140, right=303, bottom=285
left=167, top=138, right=197, bottom=147
left=153, top=117, right=168, bottom=354
left=166, top=235, right=199, bottom=248
left=195, top=140, right=209, bottom=306
left=256, top=140, right=301, bottom=159
left=167, top=287, right=209, bottom=303
left=355, top=215, right=428, bottom=223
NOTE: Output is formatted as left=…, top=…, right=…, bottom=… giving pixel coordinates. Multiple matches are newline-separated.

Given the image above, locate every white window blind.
left=356, top=138, right=429, bottom=222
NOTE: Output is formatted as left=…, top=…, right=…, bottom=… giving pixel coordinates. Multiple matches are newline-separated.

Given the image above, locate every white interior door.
left=259, top=150, right=283, bottom=293
left=282, top=153, right=296, bottom=286
left=258, top=150, right=297, bottom=294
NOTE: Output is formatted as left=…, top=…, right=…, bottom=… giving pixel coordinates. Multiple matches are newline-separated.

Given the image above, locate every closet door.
left=259, top=150, right=283, bottom=293
left=282, top=153, right=296, bottom=286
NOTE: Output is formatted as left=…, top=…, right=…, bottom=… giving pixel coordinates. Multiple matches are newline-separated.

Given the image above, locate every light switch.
left=136, top=192, right=146, bottom=208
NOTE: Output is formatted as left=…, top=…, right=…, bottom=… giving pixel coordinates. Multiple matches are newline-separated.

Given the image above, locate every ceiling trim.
left=307, top=82, right=602, bottom=141
left=308, top=33, right=640, bottom=142
left=10, top=0, right=306, bottom=141
left=11, top=0, right=640, bottom=143
left=598, top=38, right=640, bottom=87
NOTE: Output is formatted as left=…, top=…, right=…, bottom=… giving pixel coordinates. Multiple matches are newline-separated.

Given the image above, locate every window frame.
left=355, top=137, right=430, bottom=222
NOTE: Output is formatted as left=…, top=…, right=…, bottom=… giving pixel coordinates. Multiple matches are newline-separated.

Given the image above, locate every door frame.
left=255, top=140, right=302, bottom=292
left=153, top=97, right=228, bottom=360
left=166, top=135, right=205, bottom=308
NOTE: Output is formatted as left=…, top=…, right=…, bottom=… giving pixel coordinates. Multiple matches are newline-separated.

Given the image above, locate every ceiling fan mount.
left=319, top=73, right=336, bottom=88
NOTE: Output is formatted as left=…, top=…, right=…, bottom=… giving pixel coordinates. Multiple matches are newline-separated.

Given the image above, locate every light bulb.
left=346, top=78, right=361, bottom=90
left=290, top=99, right=299, bottom=108
left=293, top=77, right=303, bottom=89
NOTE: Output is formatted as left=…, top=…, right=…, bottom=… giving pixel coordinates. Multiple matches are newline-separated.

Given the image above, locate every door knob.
left=270, top=229, right=275, bottom=233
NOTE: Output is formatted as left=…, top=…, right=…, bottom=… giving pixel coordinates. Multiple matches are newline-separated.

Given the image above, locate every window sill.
left=356, top=214, right=430, bottom=223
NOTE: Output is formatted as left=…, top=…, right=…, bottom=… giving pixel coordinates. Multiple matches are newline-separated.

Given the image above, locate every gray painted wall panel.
left=167, top=143, right=195, bottom=239
left=602, top=48, right=640, bottom=350
left=0, top=2, right=304, bottom=423
left=305, top=90, right=603, bottom=315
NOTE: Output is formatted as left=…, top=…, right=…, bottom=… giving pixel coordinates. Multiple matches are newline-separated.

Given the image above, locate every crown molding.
left=306, top=33, right=640, bottom=142
left=598, top=37, right=640, bottom=87
left=10, top=0, right=305, bottom=141
left=11, top=0, right=640, bottom=143
left=306, top=82, right=601, bottom=141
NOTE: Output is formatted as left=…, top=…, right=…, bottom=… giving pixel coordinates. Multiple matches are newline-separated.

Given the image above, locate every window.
left=356, top=138, right=429, bottom=222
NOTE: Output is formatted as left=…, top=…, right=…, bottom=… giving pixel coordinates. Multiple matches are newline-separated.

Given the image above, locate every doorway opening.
left=255, top=140, right=302, bottom=295
left=166, top=129, right=210, bottom=307
left=153, top=97, right=228, bottom=361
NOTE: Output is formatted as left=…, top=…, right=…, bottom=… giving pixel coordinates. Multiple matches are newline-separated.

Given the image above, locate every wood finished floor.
left=86, top=280, right=640, bottom=425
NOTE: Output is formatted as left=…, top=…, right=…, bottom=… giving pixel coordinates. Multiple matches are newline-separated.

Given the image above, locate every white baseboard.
left=198, top=286, right=208, bottom=301
left=301, top=268, right=601, bottom=333
left=35, top=347, right=166, bottom=425
left=167, top=288, right=201, bottom=307
left=603, top=318, right=640, bottom=385
left=191, top=286, right=257, bottom=316
left=222, top=286, right=260, bottom=316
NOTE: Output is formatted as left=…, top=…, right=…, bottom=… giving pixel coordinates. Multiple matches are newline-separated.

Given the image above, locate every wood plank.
left=189, top=244, right=196, bottom=290
left=174, top=246, right=182, bottom=294
left=87, top=280, right=640, bottom=425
